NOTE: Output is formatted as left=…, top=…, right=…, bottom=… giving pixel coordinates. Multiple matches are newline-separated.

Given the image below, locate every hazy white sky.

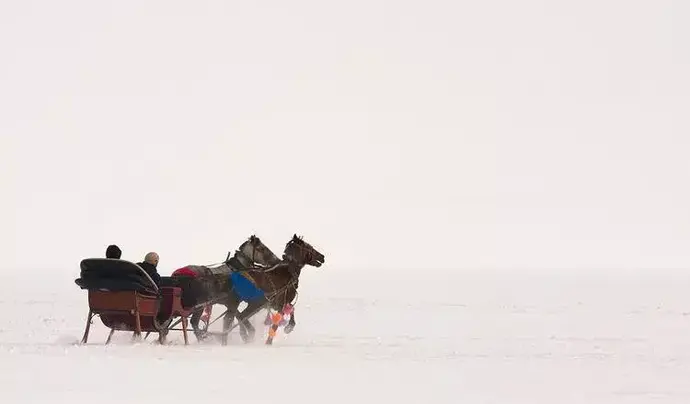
left=1, top=0, right=688, bottom=273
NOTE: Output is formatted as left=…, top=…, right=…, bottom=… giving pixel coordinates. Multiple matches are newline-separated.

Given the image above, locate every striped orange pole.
left=265, top=304, right=295, bottom=345
left=265, top=312, right=283, bottom=345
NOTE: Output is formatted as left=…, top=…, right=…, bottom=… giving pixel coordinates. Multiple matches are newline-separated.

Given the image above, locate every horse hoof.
left=284, top=324, right=295, bottom=334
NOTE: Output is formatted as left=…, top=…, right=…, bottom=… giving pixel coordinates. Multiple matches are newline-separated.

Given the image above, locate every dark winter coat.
left=137, top=261, right=161, bottom=286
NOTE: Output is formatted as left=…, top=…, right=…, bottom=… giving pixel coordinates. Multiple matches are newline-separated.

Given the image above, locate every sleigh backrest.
left=77, top=258, right=159, bottom=296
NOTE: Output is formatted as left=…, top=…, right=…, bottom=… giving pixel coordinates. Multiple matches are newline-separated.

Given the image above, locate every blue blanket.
left=230, top=272, right=265, bottom=302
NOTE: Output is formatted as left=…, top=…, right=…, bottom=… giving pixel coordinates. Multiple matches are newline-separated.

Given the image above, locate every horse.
left=170, top=235, right=282, bottom=340
left=220, top=234, right=325, bottom=345
left=261, top=235, right=322, bottom=333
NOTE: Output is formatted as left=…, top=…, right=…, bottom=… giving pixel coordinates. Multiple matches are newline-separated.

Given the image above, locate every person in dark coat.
left=137, top=252, right=162, bottom=286
left=106, top=244, right=122, bottom=259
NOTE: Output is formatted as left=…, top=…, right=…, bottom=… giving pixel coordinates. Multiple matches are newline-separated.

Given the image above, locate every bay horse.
left=220, top=234, right=325, bottom=345
left=171, top=235, right=282, bottom=340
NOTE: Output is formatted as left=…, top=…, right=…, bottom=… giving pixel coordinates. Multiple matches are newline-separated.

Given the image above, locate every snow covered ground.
left=2, top=268, right=690, bottom=403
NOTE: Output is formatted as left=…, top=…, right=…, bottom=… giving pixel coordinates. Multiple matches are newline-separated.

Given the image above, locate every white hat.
left=144, top=252, right=159, bottom=266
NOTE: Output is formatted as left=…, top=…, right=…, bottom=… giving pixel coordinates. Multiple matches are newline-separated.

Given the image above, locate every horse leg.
left=236, top=299, right=267, bottom=343
left=237, top=300, right=250, bottom=342
left=238, top=319, right=252, bottom=343
left=284, top=310, right=296, bottom=334
left=237, top=299, right=264, bottom=343
left=190, top=307, right=204, bottom=341
left=243, top=319, right=255, bottom=341
left=221, top=296, right=240, bottom=346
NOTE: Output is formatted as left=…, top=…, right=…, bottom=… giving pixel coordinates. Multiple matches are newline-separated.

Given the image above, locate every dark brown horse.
left=220, top=234, right=325, bottom=345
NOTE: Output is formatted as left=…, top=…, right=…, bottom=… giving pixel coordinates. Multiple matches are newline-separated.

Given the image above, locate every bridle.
left=258, top=240, right=312, bottom=305
left=236, top=238, right=271, bottom=268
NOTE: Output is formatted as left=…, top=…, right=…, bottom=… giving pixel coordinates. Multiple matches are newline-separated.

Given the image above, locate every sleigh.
left=75, top=258, right=203, bottom=345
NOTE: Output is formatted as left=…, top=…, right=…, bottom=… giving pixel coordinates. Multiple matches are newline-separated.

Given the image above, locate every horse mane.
left=289, top=234, right=305, bottom=246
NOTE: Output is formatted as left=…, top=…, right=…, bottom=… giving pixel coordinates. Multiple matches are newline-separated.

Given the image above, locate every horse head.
left=236, top=235, right=282, bottom=267
left=283, top=234, right=325, bottom=268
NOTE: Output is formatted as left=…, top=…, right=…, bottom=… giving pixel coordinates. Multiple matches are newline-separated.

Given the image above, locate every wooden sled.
left=75, top=258, right=191, bottom=345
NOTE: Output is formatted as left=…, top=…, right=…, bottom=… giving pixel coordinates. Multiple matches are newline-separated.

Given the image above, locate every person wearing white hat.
left=137, top=252, right=162, bottom=286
